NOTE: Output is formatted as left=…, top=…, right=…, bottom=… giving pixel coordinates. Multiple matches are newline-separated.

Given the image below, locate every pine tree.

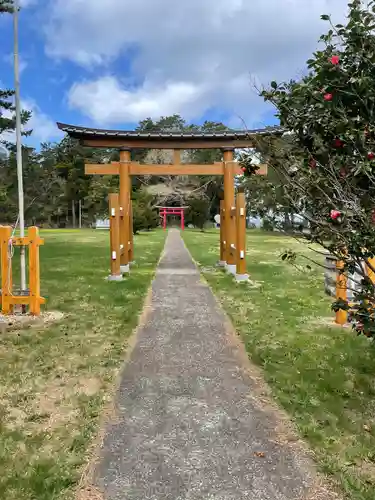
left=0, top=0, right=31, bottom=150
left=0, top=1, right=14, bottom=14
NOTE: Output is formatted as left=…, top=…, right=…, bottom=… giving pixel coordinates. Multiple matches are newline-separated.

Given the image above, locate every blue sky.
left=0, top=0, right=348, bottom=148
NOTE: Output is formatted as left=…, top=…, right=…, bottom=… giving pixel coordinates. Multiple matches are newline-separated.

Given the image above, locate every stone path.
left=93, top=230, right=337, bottom=500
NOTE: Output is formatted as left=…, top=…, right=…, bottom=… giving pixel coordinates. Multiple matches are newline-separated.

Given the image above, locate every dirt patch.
left=0, top=310, right=64, bottom=333
left=76, top=378, right=102, bottom=397
left=305, top=316, right=351, bottom=330
left=359, top=460, right=375, bottom=483
left=4, top=375, right=103, bottom=433
left=76, top=486, right=104, bottom=500
left=37, top=377, right=102, bottom=422
left=303, top=482, right=342, bottom=500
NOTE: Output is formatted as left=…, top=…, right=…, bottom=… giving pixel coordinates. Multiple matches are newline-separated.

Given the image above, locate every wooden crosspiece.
left=0, top=226, right=45, bottom=315
left=85, top=161, right=268, bottom=177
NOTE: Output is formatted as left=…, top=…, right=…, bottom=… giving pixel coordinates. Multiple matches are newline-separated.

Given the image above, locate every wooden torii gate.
left=57, top=123, right=279, bottom=282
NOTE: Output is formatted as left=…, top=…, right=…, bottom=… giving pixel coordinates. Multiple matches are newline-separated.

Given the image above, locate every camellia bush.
left=250, top=0, right=375, bottom=338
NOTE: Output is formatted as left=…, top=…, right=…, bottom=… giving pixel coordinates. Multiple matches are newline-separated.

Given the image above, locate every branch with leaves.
left=242, top=0, right=375, bottom=339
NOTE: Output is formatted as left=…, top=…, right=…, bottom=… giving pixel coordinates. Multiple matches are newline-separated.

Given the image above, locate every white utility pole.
left=79, top=199, right=82, bottom=229
left=13, top=0, right=26, bottom=293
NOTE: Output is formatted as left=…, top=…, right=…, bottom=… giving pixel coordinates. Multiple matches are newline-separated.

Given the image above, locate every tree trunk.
left=284, top=209, right=291, bottom=230
left=79, top=199, right=82, bottom=229
left=72, top=200, right=76, bottom=228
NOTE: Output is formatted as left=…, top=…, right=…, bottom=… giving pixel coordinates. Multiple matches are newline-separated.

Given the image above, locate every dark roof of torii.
left=56, top=122, right=283, bottom=142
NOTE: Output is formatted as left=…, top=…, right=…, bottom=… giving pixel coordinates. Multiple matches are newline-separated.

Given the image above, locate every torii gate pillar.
left=223, top=148, right=237, bottom=275
left=119, top=148, right=131, bottom=273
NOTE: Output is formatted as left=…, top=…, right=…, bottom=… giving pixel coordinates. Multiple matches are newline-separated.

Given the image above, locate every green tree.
left=0, top=1, right=14, bottom=14
left=133, top=114, right=187, bottom=164
left=257, top=0, right=375, bottom=338
left=239, top=138, right=298, bottom=231
left=132, top=189, right=159, bottom=233
left=130, top=115, right=230, bottom=220
left=0, top=146, right=66, bottom=226
left=191, top=121, right=231, bottom=220
left=185, top=195, right=210, bottom=230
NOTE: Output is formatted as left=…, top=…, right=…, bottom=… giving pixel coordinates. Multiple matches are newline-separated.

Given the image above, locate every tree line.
left=0, top=109, right=230, bottom=229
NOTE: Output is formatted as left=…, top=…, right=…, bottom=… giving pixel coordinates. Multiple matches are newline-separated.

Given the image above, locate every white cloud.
left=68, top=76, right=209, bottom=124
left=24, top=100, right=61, bottom=143
left=0, top=99, right=61, bottom=145
left=46, top=0, right=349, bottom=126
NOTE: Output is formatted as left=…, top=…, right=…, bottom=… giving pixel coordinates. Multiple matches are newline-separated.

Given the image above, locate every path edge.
left=180, top=232, right=342, bottom=500
left=75, top=233, right=169, bottom=500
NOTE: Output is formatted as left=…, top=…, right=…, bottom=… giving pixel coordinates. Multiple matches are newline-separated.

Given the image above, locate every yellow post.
left=219, top=200, right=226, bottom=266
left=28, top=226, right=42, bottom=315
left=235, top=188, right=248, bottom=282
left=366, top=257, right=375, bottom=284
left=119, top=148, right=131, bottom=273
left=223, top=148, right=236, bottom=274
left=0, top=226, right=12, bottom=314
left=129, top=200, right=134, bottom=263
left=363, top=257, right=375, bottom=325
left=335, top=258, right=348, bottom=325
left=108, top=193, right=123, bottom=281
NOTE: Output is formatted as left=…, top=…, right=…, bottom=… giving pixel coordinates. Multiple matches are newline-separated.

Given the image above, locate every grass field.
left=0, top=229, right=166, bottom=500
left=183, top=229, right=375, bottom=500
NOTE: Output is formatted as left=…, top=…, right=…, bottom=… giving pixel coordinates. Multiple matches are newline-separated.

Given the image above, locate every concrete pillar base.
left=235, top=273, right=249, bottom=283
left=217, top=260, right=226, bottom=267
left=120, top=264, right=130, bottom=273
left=107, top=274, right=123, bottom=282
left=226, top=263, right=237, bottom=275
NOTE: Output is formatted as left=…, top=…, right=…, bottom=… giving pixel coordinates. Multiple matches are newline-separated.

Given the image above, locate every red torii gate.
left=157, top=206, right=188, bottom=231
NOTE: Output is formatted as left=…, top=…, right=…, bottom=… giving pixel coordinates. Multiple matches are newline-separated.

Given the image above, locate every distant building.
left=95, top=218, right=110, bottom=229
left=247, top=216, right=262, bottom=228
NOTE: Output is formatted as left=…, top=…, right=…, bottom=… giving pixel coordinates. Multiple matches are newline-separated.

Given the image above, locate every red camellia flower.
left=241, top=166, right=246, bottom=172
left=368, top=152, right=375, bottom=160
left=309, top=159, right=317, bottom=169
left=334, top=138, right=343, bottom=148
left=330, top=55, right=340, bottom=65
left=330, top=209, right=341, bottom=220
left=324, top=93, right=333, bottom=101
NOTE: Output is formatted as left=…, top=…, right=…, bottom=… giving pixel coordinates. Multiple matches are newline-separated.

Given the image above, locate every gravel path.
left=93, top=229, right=338, bottom=500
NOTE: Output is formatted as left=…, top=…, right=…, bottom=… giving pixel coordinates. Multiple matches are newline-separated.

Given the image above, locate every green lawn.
left=0, top=229, right=166, bottom=500
left=183, top=229, right=375, bottom=500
